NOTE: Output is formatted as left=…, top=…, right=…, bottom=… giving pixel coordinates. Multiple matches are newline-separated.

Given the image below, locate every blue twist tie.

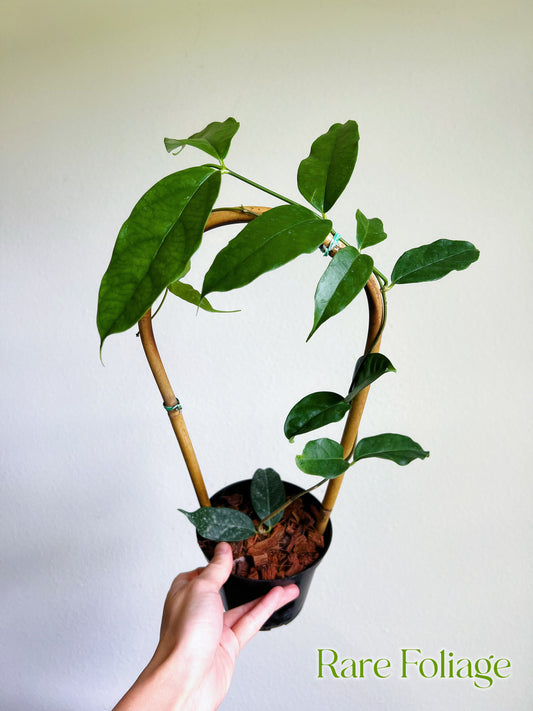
left=164, top=400, right=182, bottom=412
left=322, top=233, right=341, bottom=256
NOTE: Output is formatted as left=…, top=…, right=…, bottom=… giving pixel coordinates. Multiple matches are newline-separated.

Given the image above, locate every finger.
left=197, top=542, right=233, bottom=589
left=231, top=584, right=300, bottom=648
left=223, top=596, right=265, bottom=628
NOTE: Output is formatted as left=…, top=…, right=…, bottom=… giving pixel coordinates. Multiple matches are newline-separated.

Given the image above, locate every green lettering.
left=494, top=658, right=511, bottom=679
left=447, top=650, right=454, bottom=678
left=374, top=658, right=391, bottom=678
left=358, top=658, right=373, bottom=677
left=474, top=656, right=494, bottom=689
left=340, top=657, right=357, bottom=678
left=401, top=648, right=421, bottom=678
left=318, top=648, right=339, bottom=678
left=419, top=657, right=438, bottom=678
left=456, top=657, right=473, bottom=679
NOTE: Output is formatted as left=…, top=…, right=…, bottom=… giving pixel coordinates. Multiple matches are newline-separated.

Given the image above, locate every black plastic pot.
left=198, top=479, right=332, bottom=631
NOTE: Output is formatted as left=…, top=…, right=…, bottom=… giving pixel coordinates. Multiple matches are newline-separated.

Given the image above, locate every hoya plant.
left=97, top=118, right=479, bottom=543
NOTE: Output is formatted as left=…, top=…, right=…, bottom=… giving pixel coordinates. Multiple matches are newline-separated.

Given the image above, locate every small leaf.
left=179, top=507, right=256, bottom=542
left=347, top=353, right=396, bottom=402
left=298, top=120, right=360, bottom=213
left=164, top=117, right=239, bottom=161
left=251, top=468, right=286, bottom=527
left=356, top=209, right=387, bottom=250
left=295, top=438, right=350, bottom=478
left=391, top=239, right=480, bottom=285
left=168, top=280, right=240, bottom=313
left=97, top=167, right=221, bottom=348
left=201, top=204, right=332, bottom=297
left=308, top=247, right=373, bottom=340
left=284, top=392, right=350, bottom=441
left=353, top=434, right=429, bottom=466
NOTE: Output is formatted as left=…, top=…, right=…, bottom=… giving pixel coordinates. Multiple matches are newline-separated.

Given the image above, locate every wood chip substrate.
left=198, top=491, right=325, bottom=580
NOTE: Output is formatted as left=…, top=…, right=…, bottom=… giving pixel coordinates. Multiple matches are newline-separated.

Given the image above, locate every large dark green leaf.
left=97, top=166, right=220, bottom=347
left=353, top=434, right=429, bottom=466
left=164, top=117, right=239, bottom=161
left=391, top=239, right=480, bottom=285
left=179, top=506, right=256, bottom=542
left=251, top=468, right=286, bottom=527
left=295, top=438, right=350, bottom=478
left=201, top=204, right=332, bottom=297
left=356, top=209, right=387, bottom=250
left=284, top=392, right=350, bottom=442
left=347, top=353, right=396, bottom=402
left=297, top=121, right=360, bottom=213
left=308, top=246, right=373, bottom=340
left=168, top=280, right=239, bottom=313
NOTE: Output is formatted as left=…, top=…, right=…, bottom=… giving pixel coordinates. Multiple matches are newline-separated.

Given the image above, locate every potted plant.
left=97, top=118, right=479, bottom=628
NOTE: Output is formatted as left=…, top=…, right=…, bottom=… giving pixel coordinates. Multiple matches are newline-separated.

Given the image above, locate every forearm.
left=113, top=657, right=196, bottom=711
left=112, top=545, right=294, bottom=711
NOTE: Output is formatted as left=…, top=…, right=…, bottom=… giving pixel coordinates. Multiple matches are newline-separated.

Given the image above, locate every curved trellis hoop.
left=137, top=207, right=384, bottom=530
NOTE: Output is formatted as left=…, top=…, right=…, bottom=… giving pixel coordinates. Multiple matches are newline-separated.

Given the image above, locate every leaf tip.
left=306, top=326, right=316, bottom=342
left=98, top=338, right=106, bottom=366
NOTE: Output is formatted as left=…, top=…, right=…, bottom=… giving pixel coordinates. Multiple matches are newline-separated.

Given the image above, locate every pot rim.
left=197, top=478, right=333, bottom=584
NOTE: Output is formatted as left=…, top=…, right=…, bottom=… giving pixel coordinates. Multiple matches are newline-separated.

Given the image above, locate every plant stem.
left=373, top=266, right=389, bottom=287
left=211, top=165, right=302, bottom=208
left=151, top=288, right=169, bottom=320
left=258, top=478, right=328, bottom=530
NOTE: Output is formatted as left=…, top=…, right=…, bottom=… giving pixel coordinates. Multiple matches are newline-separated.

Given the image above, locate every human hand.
left=113, top=542, right=299, bottom=710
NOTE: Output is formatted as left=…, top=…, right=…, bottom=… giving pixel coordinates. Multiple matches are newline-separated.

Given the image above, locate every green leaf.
left=97, top=166, right=221, bottom=347
left=201, top=204, right=332, bottom=297
left=391, top=239, right=480, bottom=285
left=251, top=468, right=286, bottom=527
left=177, top=260, right=191, bottom=279
left=356, top=209, right=387, bottom=250
left=168, top=280, right=240, bottom=313
left=308, top=246, right=373, bottom=340
left=295, top=438, right=350, bottom=478
left=164, top=117, right=239, bottom=161
left=347, top=353, right=396, bottom=402
left=179, top=506, right=256, bottom=542
left=284, top=392, right=351, bottom=442
left=353, top=434, right=429, bottom=466
left=284, top=357, right=396, bottom=441
left=297, top=120, right=359, bottom=213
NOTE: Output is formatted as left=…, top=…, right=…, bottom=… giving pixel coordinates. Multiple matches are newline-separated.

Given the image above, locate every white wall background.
left=2, top=1, right=532, bottom=709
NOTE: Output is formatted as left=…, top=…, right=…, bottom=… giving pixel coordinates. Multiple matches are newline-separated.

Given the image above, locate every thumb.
left=198, top=542, right=233, bottom=589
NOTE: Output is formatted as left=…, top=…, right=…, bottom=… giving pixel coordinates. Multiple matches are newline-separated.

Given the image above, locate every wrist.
left=113, top=657, right=194, bottom=711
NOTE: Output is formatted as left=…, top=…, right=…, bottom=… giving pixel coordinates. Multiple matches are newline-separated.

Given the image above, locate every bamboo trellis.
left=137, top=207, right=384, bottom=532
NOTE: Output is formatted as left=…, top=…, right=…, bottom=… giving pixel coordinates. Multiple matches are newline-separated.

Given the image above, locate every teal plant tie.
left=322, top=233, right=341, bottom=256
left=164, top=400, right=182, bottom=412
